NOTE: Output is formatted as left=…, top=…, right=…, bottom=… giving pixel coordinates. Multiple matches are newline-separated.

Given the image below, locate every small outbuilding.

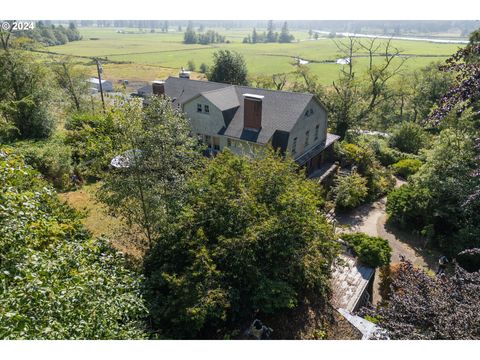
left=87, top=77, right=114, bottom=92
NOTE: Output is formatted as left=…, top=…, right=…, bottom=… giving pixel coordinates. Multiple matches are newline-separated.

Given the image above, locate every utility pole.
left=95, top=58, right=105, bottom=111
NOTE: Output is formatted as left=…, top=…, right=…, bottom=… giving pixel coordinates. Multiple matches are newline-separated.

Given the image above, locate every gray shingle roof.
left=163, top=77, right=319, bottom=145
left=200, top=86, right=240, bottom=112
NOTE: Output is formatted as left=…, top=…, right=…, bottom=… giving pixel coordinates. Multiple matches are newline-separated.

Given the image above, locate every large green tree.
left=98, top=96, right=200, bottom=249
left=207, top=50, right=248, bottom=85
left=143, top=149, right=338, bottom=338
left=0, top=49, right=55, bottom=140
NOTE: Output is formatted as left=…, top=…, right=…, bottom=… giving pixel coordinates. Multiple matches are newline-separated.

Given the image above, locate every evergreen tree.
left=207, top=50, right=248, bottom=85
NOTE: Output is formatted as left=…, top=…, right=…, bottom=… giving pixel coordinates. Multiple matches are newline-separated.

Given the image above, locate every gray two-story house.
left=143, top=76, right=339, bottom=177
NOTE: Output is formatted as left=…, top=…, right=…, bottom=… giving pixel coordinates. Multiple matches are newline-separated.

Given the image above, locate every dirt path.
left=335, top=179, right=440, bottom=304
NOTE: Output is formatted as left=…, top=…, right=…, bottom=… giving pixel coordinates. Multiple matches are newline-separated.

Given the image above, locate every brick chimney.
left=243, top=94, right=264, bottom=131
left=152, top=80, right=165, bottom=96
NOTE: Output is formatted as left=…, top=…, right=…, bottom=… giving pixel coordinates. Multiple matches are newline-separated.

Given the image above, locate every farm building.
left=87, top=77, right=114, bottom=92
left=139, top=76, right=339, bottom=178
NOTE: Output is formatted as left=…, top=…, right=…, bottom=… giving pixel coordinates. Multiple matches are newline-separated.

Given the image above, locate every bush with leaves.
left=64, top=112, right=117, bottom=179
left=341, top=232, right=391, bottom=268
left=386, top=184, right=431, bottom=229
left=391, top=158, right=422, bottom=179
left=333, top=171, right=369, bottom=210
left=0, top=149, right=147, bottom=339
left=143, top=149, right=338, bottom=339
left=370, top=259, right=480, bottom=339
left=0, top=50, right=55, bottom=140
left=16, top=139, right=73, bottom=190
left=335, top=141, right=395, bottom=202
left=389, top=121, right=428, bottom=155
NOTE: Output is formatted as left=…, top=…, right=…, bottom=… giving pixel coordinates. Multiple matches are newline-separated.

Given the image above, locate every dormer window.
left=314, top=125, right=319, bottom=141
left=197, top=103, right=202, bottom=112
left=204, top=105, right=209, bottom=113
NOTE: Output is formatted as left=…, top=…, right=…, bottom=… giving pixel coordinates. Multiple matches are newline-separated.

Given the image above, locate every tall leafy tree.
left=207, top=50, right=248, bottom=85
left=143, top=149, right=338, bottom=338
left=0, top=49, right=55, bottom=139
left=278, top=21, right=294, bottom=43
left=327, top=37, right=406, bottom=139
left=51, top=56, right=89, bottom=112
left=98, top=96, right=200, bottom=249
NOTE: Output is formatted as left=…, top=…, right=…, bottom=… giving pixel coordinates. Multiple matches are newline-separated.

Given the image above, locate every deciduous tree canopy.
left=143, top=149, right=338, bottom=338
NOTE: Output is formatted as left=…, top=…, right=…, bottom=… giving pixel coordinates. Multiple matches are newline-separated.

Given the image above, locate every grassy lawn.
left=45, top=27, right=465, bottom=86
left=59, top=182, right=148, bottom=259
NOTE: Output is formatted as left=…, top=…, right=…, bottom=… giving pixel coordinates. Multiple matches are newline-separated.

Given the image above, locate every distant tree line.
left=183, top=22, right=226, bottom=45
left=243, top=21, right=294, bottom=44
left=11, top=21, right=82, bottom=46
left=66, top=20, right=478, bottom=36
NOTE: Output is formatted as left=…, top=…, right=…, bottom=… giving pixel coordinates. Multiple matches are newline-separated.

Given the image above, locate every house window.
left=305, top=131, right=310, bottom=147
left=314, top=125, right=319, bottom=141
left=309, top=109, right=314, bottom=116
left=197, top=103, right=202, bottom=112
left=292, top=137, right=297, bottom=155
left=204, top=105, right=210, bottom=113
left=227, top=138, right=232, bottom=147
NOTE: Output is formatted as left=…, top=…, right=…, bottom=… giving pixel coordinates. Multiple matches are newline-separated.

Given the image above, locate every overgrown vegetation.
left=143, top=149, right=338, bottom=339
left=0, top=149, right=147, bottom=339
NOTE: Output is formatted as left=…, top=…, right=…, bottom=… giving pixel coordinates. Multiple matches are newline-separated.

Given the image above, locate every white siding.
left=287, top=99, right=327, bottom=157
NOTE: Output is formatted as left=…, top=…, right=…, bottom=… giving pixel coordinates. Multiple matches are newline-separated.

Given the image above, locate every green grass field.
left=47, top=27, right=465, bottom=86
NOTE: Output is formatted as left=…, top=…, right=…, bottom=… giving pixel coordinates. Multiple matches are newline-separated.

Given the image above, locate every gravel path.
left=335, top=179, right=439, bottom=304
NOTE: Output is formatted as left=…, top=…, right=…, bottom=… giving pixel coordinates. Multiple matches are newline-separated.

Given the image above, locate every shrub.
left=64, top=112, right=116, bottom=178
left=335, top=141, right=395, bottom=200
left=336, top=142, right=375, bottom=172
left=187, top=60, right=196, bottom=71
left=389, top=122, right=427, bottom=154
left=386, top=184, right=431, bottom=229
left=392, top=158, right=423, bottom=179
left=16, top=140, right=73, bottom=190
left=199, top=63, right=208, bottom=74
left=342, top=232, right=392, bottom=268
left=376, top=144, right=411, bottom=166
left=333, top=171, right=369, bottom=210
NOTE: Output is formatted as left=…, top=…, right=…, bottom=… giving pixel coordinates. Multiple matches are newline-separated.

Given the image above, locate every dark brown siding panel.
left=243, top=97, right=262, bottom=130
left=152, top=81, right=165, bottom=96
